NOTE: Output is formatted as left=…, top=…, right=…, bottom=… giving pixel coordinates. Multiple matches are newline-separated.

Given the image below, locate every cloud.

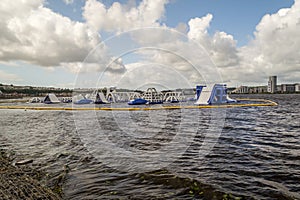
left=83, top=0, right=168, bottom=32
left=62, top=56, right=126, bottom=74
left=210, top=31, right=239, bottom=68
left=117, top=62, right=195, bottom=89
left=1, top=0, right=299, bottom=87
left=188, top=14, right=212, bottom=41
left=253, top=0, right=300, bottom=66
left=63, top=0, right=74, bottom=5
left=0, top=0, right=127, bottom=74
left=120, top=14, right=239, bottom=88
left=165, top=1, right=300, bottom=86
left=183, top=0, right=300, bottom=85
left=187, top=14, right=239, bottom=69
left=0, top=70, right=22, bottom=82
left=0, top=0, right=170, bottom=88
left=88, top=26, right=223, bottom=88
left=235, top=0, right=300, bottom=84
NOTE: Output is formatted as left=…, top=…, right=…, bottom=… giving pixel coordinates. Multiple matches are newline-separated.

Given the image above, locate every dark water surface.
left=0, top=94, right=299, bottom=199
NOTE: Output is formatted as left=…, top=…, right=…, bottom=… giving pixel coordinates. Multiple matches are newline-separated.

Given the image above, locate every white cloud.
left=160, top=3, right=300, bottom=86
left=210, top=31, right=239, bottom=67
left=253, top=0, right=300, bottom=65
left=63, top=0, right=74, bottom=5
left=188, top=14, right=212, bottom=41
left=0, top=0, right=126, bottom=74
left=71, top=25, right=220, bottom=89
left=187, top=14, right=239, bottom=69
left=83, top=0, right=168, bottom=32
left=236, top=0, right=300, bottom=84
left=183, top=0, right=300, bottom=86
left=0, top=1, right=170, bottom=88
left=1, top=0, right=299, bottom=87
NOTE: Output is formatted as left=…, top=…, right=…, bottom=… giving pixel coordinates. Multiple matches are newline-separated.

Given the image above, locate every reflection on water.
left=0, top=94, right=299, bottom=199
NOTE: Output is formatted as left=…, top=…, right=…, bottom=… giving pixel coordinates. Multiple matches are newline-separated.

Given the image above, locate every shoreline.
left=0, top=149, right=61, bottom=200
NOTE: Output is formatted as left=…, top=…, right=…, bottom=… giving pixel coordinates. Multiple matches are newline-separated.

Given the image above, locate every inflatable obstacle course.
left=0, top=98, right=277, bottom=111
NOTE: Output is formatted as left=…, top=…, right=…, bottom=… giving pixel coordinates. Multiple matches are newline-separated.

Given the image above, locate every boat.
left=142, top=88, right=163, bottom=104
left=194, top=84, right=237, bottom=105
left=43, top=93, right=60, bottom=104
left=128, top=98, right=148, bottom=105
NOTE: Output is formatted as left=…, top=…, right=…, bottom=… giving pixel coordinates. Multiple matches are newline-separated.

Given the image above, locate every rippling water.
left=0, top=94, right=299, bottom=199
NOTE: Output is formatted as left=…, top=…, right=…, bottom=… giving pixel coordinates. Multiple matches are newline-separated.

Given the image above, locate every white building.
left=295, top=84, right=300, bottom=92
left=268, top=76, right=277, bottom=93
left=281, top=84, right=295, bottom=93
left=232, top=86, right=249, bottom=94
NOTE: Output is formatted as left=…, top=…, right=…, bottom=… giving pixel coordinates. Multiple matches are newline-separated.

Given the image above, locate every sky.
left=0, top=0, right=299, bottom=89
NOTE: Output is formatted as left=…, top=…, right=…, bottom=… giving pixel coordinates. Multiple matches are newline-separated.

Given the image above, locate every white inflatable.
left=195, top=84, right=236, bottom=105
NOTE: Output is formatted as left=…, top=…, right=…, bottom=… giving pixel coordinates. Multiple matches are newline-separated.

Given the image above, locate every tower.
left=268, top=76, right=277, bottom=93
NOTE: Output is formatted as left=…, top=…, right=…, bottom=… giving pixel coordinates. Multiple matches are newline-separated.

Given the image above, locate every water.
left=0, top=94, right=299, bottom=199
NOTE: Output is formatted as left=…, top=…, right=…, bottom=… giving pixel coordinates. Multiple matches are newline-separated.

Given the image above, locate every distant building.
left=281, top=84, right=295, bottom=93
left=268, top=76, right=277, bottom=93
left=231, top=86, right=249, bottom=94
left=249, top=86, right=268, bottom=93
left=276, top=85, right=282, bottom=93
left=295, top=84, right=300, bottom=92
